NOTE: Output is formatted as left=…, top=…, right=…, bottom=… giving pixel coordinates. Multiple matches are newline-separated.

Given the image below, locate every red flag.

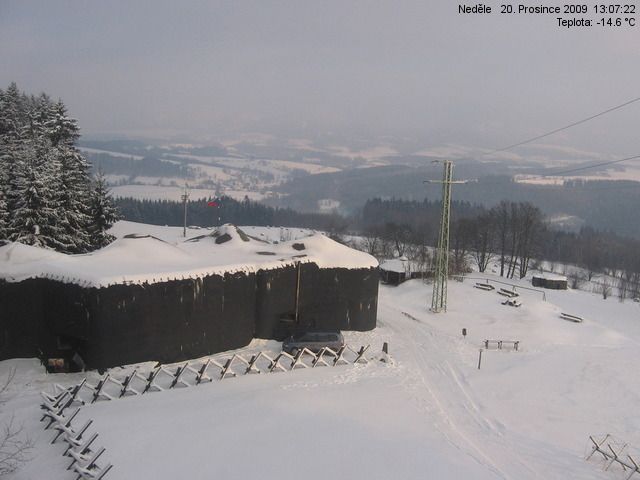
left=207, top=200, right=219, bottom=207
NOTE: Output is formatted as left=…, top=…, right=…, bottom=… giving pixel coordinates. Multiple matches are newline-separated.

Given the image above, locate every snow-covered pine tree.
left=2, top=83, right=117, bottom=251
left=8, top=134, right=66, bottom=250
left=46, top=100, right=92, bottom=253
left=0, top=83, right=27, bottom=240
left=0, top=175, right=7, bottom=241
left=88, top=171, right=120, bottom=249
left=0, top=88, right=8, bottom=239
left=8, top=95, right=74, bottom=250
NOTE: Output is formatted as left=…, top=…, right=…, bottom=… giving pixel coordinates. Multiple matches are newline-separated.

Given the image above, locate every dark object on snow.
left=532, top=275, right=568, bottom=290
left=214, top=233, right=232, bottom=244
left=282, top=330, right=345, bottom=355
left=292, top=243, right=306, bottom=251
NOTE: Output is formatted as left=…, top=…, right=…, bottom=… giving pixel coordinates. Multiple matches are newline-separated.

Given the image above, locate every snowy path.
left=378, top=279, right=640, bottom=480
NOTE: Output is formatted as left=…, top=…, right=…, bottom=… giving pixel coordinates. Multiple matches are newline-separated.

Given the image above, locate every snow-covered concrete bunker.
left=0, top=226, right=379, bottom=370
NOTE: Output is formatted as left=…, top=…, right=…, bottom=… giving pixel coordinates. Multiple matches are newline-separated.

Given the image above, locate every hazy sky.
left=1, top=1, right=639, bottom=159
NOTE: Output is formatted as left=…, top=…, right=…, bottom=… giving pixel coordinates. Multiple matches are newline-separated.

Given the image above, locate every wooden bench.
left=474, top=283, right=495, bottom=291
left=484, top=339, right=520, bottom=351
left=498, top=288, right=519, bottom=298
left=560, top=312, right=583, bottom=323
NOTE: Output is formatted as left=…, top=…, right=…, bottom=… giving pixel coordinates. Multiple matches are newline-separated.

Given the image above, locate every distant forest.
left=115, top=196, right=349, bottom=233
left=271, top=165, right=640, bottom=238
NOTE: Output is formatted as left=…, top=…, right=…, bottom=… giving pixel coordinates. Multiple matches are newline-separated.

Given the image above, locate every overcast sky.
left=1, top=1, right=639, bottom=160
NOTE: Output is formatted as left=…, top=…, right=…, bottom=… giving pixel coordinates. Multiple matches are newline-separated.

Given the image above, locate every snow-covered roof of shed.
left=532, top=273, right=567, bottom=281
left=0, top=224, right=378, bottom=287
left=379, top=258, right=407, bottom=273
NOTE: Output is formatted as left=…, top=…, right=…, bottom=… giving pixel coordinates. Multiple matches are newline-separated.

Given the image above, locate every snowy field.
left=87, top=146, right=343, bottom=203
left=3, top=270, right=640, bottom=479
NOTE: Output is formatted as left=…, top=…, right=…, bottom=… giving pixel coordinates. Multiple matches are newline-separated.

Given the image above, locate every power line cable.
left=539, top=154, right=640, bottom=177
left=484, top=96, right=640, bottom=155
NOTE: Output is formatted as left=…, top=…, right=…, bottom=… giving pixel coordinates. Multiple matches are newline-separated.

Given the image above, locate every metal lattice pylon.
left=431, top=160, right=454, bottom=312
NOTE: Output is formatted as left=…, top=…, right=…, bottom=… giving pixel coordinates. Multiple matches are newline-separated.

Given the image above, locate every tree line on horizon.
left=0, top=83, right=119, bottom=253
left=115, top=194, right=348, bottom=234
left=358, top=197, right=640, bottom=297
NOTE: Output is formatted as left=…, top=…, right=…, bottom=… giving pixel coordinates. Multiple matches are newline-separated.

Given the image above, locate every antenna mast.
left=181, top=184, right=190, bottom=237
left=427, top=160, right=465, bottom=313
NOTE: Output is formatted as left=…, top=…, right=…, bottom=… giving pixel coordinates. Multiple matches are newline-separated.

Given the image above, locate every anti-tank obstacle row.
left=586, top=434, right=640, bottom=479
left=39, top=391, right=112, bottom=480
left=49, top=344, right=375, bottom=406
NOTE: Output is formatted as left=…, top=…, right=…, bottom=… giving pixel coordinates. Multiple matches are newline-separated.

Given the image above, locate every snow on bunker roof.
left=0, top=224, right=378, bottom=287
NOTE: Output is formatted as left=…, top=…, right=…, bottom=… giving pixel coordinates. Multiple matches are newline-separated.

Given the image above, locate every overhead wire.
left=483, top=95, right=640, bottom=156
left=538, top=154, right=640, bottom=177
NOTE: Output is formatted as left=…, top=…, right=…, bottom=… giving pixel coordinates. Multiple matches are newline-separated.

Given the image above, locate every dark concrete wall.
left=254, top=264, right=378, bottom=340
left=83, top=272, right=257, bottom=369
left=532, top=277, right=568, bottom=290
left=1, top=279, right=47, bottom=360
left=295, top=264, right=378, bottom=332
left=0, top=278, right=91, bottom=363
left=1, top=264, right=378, bottom=370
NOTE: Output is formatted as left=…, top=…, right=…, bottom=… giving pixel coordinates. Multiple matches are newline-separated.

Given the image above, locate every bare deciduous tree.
left=567, top=270, right=586, bottom=289
left=471, top=213, right=495, bottom=273
left=0, top=369, right=32, bottom=475
left=598, top=279, right=612, bottom=300
left=451, top=217, right=475, bottom=275
left=360, top=226, right=381, bottom=257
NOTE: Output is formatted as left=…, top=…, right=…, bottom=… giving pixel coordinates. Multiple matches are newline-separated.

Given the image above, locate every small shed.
left=532, top=273, right=568, bottom=290
left=379, top=258, right=409, bottom=286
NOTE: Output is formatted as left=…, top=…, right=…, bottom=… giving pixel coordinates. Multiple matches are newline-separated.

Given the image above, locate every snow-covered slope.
left=0, top=222, right=377, bottom=287
left=3, top=275, right=640, bottom=479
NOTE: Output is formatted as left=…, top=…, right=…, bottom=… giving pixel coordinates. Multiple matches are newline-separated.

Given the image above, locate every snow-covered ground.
left=3, top=273, right=640, bottom=479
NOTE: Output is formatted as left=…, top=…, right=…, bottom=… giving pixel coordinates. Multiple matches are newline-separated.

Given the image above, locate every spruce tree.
left=1, top=83, right=118, bottom=251
left=46, top=100, right=92, bottom=252
left=88, top=171, right=120, bottom=249
left=0, top=88, right=8, bottom=239
left=0, top=83, right=27, bottom=239
left=9, top=137, right=66, bottom=250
